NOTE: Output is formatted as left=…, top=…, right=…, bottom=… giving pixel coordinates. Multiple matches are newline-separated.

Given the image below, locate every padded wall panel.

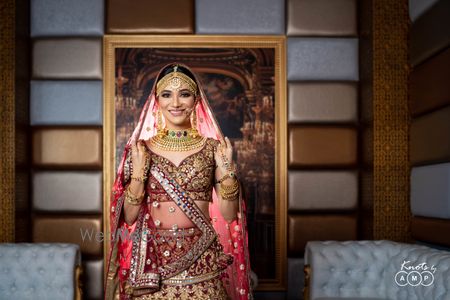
left=107, top=0, right=194, bottom=33
left=411, top=163, right=450, bottom=219
left=409, top=0, right=440, bottom=22
left=31, top=0, right=104, bottom=37
left=410, top=0, right=450, bottom=66
left=33, top=216, right=102, bottom=256
left=33, top=171, right=102, bottom=213
left=195, top=0, right=284, bottom=34
left=287, top=258, right=305, bottom=300
left=83, top=259, right=103, bottom=300
left=411, top=216, right=450, bottom=247
left=410, top=47, right=450, bottom=116
left=288, top=82, right=358, bottom=123
left=287, top=38, right=359, bottom=81
left=288, top=170, right=358, bottom=211
left=289, top=127, right=357, bottom=166
left=288, top=215, right=357, bottom=256
left=31, top=81, right=102, bottom=125
left=410, top=106, right=450, bottom=165
left=287, top=0, right=357, bottom=36
left=32, top=128, right=102, bottom=167
left=32, top=39, right=102, bottom=79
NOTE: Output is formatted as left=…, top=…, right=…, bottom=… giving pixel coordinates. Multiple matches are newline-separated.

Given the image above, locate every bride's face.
left=157, top=82, right=196, bottom=130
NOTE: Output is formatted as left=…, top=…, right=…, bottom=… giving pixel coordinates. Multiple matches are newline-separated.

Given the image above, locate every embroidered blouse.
left=123, top=137, right=219, bottom=204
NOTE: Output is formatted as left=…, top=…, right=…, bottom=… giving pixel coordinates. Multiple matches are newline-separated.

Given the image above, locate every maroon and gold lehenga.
left=105, top=64, right=252, bottom=300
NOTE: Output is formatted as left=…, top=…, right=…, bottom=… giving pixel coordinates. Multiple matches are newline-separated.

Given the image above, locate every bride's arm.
left=123, top=180, right=145, bottom=225
left=214, top=137, right=239, bottom=223
left=123, top=140, right=149, bottom=225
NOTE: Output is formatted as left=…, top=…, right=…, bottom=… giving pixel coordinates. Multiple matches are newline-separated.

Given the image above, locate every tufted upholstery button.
left=346, top=269, right=352, bottom=275
left=39, top=267, right=44, bottom=274
left=330, top=267, right=335, bottom=272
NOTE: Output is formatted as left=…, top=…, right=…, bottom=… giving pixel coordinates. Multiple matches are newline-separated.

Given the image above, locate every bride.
left=105, top=63, right=252, bottom=299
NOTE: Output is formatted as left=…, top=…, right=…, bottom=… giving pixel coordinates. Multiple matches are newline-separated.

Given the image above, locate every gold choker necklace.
left=150, top=128, right=206, bottom=152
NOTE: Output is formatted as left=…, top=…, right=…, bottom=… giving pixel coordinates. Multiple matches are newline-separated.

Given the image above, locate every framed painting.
left=103, top=35, right=287, bottom=290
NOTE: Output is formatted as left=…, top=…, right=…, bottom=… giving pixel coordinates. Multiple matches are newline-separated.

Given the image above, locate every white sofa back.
left=305, top=240, right=450, bottom=300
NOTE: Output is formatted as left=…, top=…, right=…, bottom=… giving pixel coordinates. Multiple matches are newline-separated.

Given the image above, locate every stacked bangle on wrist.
left=125, top=185, right=145, bottom=206
left=131, top=173, right=147, bottom=183
left=217, top=150, right=239, bottom=200
left=131, top=154, right=150, bottom=183
left=219, top=178, right=239, bottom=201
left=216, top=171, right=236, bottom=184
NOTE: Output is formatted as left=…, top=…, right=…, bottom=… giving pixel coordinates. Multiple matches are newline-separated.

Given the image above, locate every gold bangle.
left=216, top=172, right=237, bottom=184
left=221, top=192, right=239, bottom=201
left=125, top=185, right=144, bottom=206
left=131, top=174, right=147, bottom=183
left=219, top=179, right=239, bottom=201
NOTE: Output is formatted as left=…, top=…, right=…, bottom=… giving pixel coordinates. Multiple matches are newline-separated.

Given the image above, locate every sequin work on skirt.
left=133, top=228, right=232, bottom=300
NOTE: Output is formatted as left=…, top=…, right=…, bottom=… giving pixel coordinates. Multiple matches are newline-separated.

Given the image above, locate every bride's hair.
left=157, top=64, right=197, bottom=84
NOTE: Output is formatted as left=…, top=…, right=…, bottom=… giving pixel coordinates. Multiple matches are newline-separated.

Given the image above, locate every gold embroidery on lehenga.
left=134, top=237, right=230, bottom=300
left=135, top=277, right=228, bottom=300
left=128, top=138, right=233, bottom=297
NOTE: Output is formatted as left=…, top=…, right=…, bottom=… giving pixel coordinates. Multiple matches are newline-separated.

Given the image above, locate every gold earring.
left=190, top=106, right=199, bottom=138
left=156, top=109, right=167, bottom=137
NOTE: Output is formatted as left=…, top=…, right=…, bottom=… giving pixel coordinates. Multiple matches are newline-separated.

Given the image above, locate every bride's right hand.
left=130, top=139, right=149, bottom=177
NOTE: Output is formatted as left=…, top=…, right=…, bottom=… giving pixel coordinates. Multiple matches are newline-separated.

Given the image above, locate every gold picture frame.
left=103, top=35, right=287, bottom=290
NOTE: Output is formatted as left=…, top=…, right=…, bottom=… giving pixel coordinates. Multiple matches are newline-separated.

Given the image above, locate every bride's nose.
left=171, top=94, right=181, bottom=107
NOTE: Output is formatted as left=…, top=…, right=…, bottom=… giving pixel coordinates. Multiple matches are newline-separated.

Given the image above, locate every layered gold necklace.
left=150, top=128, right=206, bottom=152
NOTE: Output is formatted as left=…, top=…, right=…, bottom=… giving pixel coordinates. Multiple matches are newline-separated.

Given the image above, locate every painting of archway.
left=104, top=36, right=287, bottom=290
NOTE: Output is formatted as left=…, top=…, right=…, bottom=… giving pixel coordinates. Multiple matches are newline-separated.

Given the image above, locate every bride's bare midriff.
left=149, top=201, right=210, bottom=229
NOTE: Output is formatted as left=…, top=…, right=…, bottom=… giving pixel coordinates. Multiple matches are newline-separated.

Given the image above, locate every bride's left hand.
left=214, top=137, right=234, bottom=175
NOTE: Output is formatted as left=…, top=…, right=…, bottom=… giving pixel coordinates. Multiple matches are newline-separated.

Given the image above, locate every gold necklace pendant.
left=149, top=128, right=206, bottom=152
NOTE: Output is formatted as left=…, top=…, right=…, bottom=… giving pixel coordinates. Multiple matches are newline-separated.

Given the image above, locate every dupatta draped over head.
left=105, top=63, right=252, bottom=299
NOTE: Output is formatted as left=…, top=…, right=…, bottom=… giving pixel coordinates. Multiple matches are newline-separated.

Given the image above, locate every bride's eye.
left=160, top=92, right=171, bottom=98
left=180, top=92, right=192, bottom=98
